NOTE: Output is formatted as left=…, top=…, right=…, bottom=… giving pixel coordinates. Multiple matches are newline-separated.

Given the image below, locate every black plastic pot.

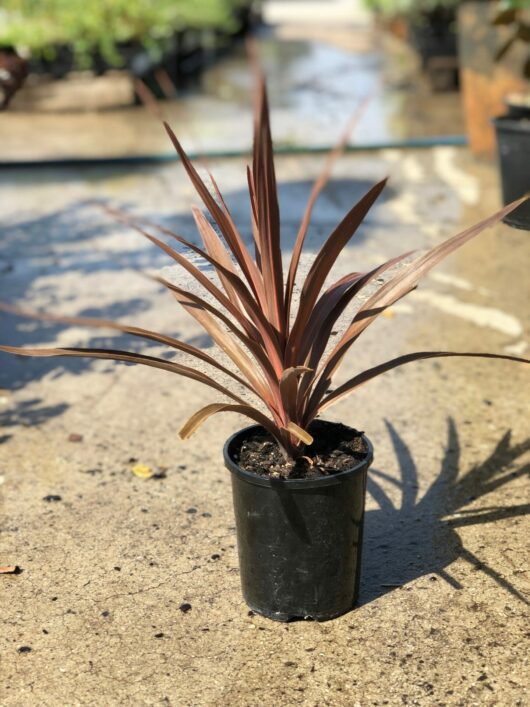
left=224, top=424, right=373, bottom=622
left=493, top=100, right=530, bottom=230
left=408, top=6, right=459, bottom=92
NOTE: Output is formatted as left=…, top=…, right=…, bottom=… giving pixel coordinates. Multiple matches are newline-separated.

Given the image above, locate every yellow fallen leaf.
left=382, top=308, right=395, bottom=319
left=131, top=464, right=154, bottom=479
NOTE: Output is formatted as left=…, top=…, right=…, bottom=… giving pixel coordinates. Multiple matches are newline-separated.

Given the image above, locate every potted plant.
left=491, top=5, right=530, bottom=229
left=1, top=74, right=529, bottom=622
left=364, top=0, right=460, bottom=90
left=457, top=0, right=529, bottom=156
left=493, top=92, right=530, bottom=230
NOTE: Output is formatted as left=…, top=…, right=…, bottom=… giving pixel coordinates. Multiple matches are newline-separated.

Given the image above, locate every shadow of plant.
left=0, top=175, right=391, bottom=394
left=0, top=397, right=69, bottom=431
left=0, top=198, right=181, bottom=388
left=361, top=419, right=530, bottom=606
left=0, top=298, right=159, bottom=389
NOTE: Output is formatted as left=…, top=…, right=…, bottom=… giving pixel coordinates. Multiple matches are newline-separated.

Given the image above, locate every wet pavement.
left=0, top=143, right=529, bottom=705
left=1, top=22, right=464, bottom=163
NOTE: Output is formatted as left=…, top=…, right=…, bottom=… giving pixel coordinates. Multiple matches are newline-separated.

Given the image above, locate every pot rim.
left=492, top=115, right=530, bottom=134
left=224, top=422, right=373, bottom=489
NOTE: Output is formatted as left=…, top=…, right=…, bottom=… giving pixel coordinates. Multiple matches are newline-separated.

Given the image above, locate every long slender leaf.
left=191, top=205, right=243, bottom=303
left=200, top=171, right=266, bottom=309
left=173, top=289, right=277, bottom=411
left=318, top=351, right=530, bottom=414
left=287, top=178, right=388, bottom=361
left=152, top=275, right=285, bottom=419
left=108, top=210, right=284, bottom=374
left=179, top=402, right=288, bottom=451
left=300, top=251, right=415, bottom=368
left=279, top=366, right=312, bottom=422
left=0, top=301, right=256, bottom=395
left=307, top=195, right=529, bottom=418
left=246, top=165, right=262, bottom=268
left=163, top=121, right=265, bottom=302
left=284, top=95, right=371, bottom=320
left=296, top=252, right=416, bottom=412
left=0, top=345, right=246, bottom=402
left=150, top=275, right=282, bottom=413
left=252, top=75, right=284, bottom=334
left=103, top=204, right=254, bottom=326
left=120, top=207, right=284, bottom=372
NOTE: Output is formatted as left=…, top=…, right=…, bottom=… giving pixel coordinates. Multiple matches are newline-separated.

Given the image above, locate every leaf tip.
left=285, top=422, right=313, bottom=446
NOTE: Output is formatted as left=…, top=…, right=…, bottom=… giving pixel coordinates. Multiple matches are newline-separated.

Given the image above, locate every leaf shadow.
left=0, top=175, right=392, bottom=398
left=0, top=397, right=69, bottom=431
left=0, top=199, right=190, bottom=390
left=360, top=419, right=530, bottom=606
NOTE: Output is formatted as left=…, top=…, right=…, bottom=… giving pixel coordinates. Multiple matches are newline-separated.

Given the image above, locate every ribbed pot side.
left=224, top=424, right=374, bottom=622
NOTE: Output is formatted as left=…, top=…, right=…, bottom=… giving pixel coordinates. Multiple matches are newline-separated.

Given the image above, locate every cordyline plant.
left=1, top=76, right=529, bottom=462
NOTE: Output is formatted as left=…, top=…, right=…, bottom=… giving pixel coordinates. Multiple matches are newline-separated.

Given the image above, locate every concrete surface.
left=0, top=146, right=529, bottom=706
left=1, top=20, right=464, bottom=162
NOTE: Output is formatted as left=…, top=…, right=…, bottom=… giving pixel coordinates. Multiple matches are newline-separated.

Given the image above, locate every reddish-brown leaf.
left=0, top=301, right=255, bottom=395
left=307, top=194, right=528, bottom=418
left=109, top=212, right=284, bottom=373
left=284, top=95, right=371, bottom=320
left=251, top=75, right=284, bottom=333
left=318, top=351, right=530, bottom=414
left=179, top=402, right=287, bottom=450
left=287, top=178, right=388, bottom=360
left=163, top=122, right=264, bottom=302
left=151, top=273, right=281, bottom=388
left=0, top=345, right=246, bottom=403
left=299, top=251, right=415, bottom=370
left=279, top=366, right=312, bottom=422
left=191, top=206, right=242, bottom=303
left=172, top=290, right=277, bottom=411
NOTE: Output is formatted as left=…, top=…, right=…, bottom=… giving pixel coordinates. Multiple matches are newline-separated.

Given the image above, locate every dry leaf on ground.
left=131, top=464, right=154, bottom=479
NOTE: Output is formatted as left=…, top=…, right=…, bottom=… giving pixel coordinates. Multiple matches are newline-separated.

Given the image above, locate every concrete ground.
left=0, top=146, right=529, bottom=706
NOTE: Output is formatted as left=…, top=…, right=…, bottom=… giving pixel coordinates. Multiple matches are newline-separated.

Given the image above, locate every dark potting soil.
left=233, top=420, right=368, bottom=480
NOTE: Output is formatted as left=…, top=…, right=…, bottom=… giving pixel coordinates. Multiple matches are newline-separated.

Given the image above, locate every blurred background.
left=0, top=1, right=528, bottom=180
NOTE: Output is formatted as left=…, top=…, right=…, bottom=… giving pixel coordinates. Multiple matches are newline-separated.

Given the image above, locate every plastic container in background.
left=493, top=95, right=530, bottom=231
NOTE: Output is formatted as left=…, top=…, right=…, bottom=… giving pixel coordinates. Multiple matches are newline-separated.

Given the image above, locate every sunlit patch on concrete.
left=411, top=290, right=523, bottom=337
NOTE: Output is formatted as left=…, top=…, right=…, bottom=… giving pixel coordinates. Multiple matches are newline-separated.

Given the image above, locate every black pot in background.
left=408, top=5, right=459, bottom=92
left=493, top=97, right=530, bottom=230
left=224, top=424, right=373, bottom=622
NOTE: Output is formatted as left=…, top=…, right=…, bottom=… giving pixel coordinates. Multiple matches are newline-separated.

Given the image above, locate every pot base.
left=502, top=214, right=530, bottom=231
left=246, top=601, right=357, bottom=623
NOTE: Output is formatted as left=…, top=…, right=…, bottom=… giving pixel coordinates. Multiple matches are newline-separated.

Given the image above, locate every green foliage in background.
left=0, top=0, right=249, bottom=68
left=363, top=0, right=525, bottom=17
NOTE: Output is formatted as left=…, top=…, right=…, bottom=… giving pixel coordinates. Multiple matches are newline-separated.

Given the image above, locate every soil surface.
left=233, top=420, right=369, bottom=479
